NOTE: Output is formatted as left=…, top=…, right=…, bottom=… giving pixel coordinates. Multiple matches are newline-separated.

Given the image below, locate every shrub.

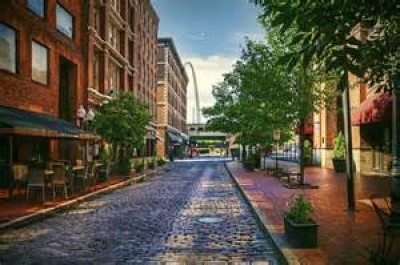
left=134, top=161, right=144, bottom=173
left=114, top=158, right=131, bottom=175
left=333, top=132, right=346, bottom=159
left=148, top=159, right=155, bottom=169
left=157, top=157, right=166, bottom=166
left=285, top=195, right=314, bottom=224
left=243, top=154, right=257, bottom=171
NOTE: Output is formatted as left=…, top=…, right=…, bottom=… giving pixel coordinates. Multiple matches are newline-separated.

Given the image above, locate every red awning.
left=294, top=123, right=313, bottom=136
left=351, top=92, right=392, bottom=126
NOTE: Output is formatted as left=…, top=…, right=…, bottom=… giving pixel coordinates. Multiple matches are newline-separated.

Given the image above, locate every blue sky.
left=152, top=0, right=264, bottom=122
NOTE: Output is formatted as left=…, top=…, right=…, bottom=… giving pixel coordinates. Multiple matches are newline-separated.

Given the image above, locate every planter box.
left=332, top=158, right=346, bottom=173
left=284, top=216, right=319, bottom=248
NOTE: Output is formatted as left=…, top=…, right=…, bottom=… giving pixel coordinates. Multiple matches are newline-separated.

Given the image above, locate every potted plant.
left=303, top=140, right=313, bottom=165
left=148, top=159, right=155, bottom=169
left=157, top=157, right=166, bottom=166
left=284, top=194, right=319, bottom=248
left=332, top=132, right=346, bottom=172
left=243, top=154, right=257, bottom=171
left=134, top=161, right=144, bottom=173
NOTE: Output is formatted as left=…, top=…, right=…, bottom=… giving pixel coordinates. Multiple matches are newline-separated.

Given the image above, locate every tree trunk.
left=299, top=118, right=305, bottom=185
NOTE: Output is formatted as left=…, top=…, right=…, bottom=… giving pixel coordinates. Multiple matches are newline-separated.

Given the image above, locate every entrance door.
left=0, top=136, right=10, bottom=188
left=59, top=57, right=76, bottom=122
left=58, top=57, right=77, bottom=159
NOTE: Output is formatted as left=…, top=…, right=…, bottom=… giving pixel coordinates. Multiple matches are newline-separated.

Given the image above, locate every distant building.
left=86, top=0, right=159, bottom=156
left=156, top=38, right=188, bottom=158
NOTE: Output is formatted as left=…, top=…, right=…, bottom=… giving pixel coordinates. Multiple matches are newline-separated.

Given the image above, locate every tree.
left=92, top=92, right=150, bottom=163
left=250, top=0, right=400, bottom=210
left=204, top=37, right=332, bottom=178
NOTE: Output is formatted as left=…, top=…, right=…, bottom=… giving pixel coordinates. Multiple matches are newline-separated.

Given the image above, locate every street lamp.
left=391, top=90, right=400, bottom=213
left=77, top=105, right=86, bottom=128
left=273, top=129, right=281, bottom=177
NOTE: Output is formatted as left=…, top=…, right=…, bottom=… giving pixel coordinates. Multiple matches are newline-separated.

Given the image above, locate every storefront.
left=0, top=105, right=96, bottom=189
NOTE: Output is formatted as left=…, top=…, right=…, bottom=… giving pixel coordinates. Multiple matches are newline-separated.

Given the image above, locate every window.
left=108, top=23, right=120, bottom=51
left=0, top=23, right=17, bottom=73
left=93, top=3, right=101, bottom=33
left=93, top=53, right=100, bottom=90
left=110, top=0, right=120, bottom=13
left=56, top=4, right=73, bottom=38
left=31, top=41, right=48, bottom=85
left=108, top=62, right=120, bottom=92
left=27, top=0, right=45, bottom=17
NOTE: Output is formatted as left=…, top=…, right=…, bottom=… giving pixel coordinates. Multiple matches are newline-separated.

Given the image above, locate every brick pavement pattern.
left=227, top=159, right=400, bottom=265
left=0, top=161, right=284, bottom=264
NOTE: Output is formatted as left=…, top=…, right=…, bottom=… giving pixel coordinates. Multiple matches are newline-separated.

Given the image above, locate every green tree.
left=92, top=92, right=150, bottom=163
left=204, top=37, right=332, bottom=179
left=249, top=0, right=400, bottom=209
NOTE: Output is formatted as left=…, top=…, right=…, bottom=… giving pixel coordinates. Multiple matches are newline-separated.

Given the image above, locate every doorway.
left=58, top=57, right=77, bottom=160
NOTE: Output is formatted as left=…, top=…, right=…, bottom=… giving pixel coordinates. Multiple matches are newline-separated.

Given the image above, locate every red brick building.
left=0, top=0, right=88, bottom=170
left=156, top=38, right=188, bottom=158
left=86, top=0, right=159, bottom=156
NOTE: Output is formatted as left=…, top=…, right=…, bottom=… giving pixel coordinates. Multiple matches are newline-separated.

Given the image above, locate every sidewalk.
left=0, top=167, right=162, bottom=230
left=227, top=159, right=399, bottom=264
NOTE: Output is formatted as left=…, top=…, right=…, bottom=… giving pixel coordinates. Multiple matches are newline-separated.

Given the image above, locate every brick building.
left=313, top=25, right=394, bottom=175
left=86, top=0, right=159, bottom=156
left=0, top=0, right=89, bottom=172
left=156, top=38, right=188, bottom=158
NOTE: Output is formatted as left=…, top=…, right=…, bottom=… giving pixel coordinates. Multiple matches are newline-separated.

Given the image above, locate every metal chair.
left=74, top=162, right=90, bottom=192
left=26, top=167, right=46, bottom=203
left=87, top=162, right=98, bottom=190
left=52, top=165, right=69, bottom=200
left=370, top=195, right=400, bottom=257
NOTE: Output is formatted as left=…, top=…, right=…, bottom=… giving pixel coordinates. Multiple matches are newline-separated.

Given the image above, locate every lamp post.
left=273, top=129, right=281, bottom=177
left=391, top=90, right=400, bottom=212
left=77, top=105, right=86, bottom=129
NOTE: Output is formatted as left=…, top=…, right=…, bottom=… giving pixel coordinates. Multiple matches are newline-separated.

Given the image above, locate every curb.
left=224, top=162, right=301, bottom=265
left=0, top=173, right=149, bottom=233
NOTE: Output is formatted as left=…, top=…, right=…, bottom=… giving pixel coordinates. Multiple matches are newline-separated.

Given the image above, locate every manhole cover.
left=198, top=217, right=224, bottom=223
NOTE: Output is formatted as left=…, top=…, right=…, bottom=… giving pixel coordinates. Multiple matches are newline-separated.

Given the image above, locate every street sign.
left=273, top=129, right=281, bottom=141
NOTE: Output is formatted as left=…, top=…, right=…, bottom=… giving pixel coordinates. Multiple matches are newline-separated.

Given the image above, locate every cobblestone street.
left=0, top=160, right=283, bottom=264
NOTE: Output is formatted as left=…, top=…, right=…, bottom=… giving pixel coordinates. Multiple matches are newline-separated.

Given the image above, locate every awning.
left=294, top=123, right=313, bottom=136
left=351, top=92, right=392, bottom=126
left=0, top=105, right=97, bottom=140
left=167, top=131, right=183, bottom=144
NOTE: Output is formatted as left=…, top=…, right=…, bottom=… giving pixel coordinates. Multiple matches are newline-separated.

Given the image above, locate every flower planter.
left=243, top=161, right=256, bottom=171
left=332, top=158, right=346, bottom=173
left=284, top=216, right=319, bottom=248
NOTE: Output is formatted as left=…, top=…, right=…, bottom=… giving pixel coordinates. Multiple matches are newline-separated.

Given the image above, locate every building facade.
left=86, top=0, right=159, bottom=156
left=0, top=0, right=87, bottom=166
left=156, top=38, right=188, bottom=158
left=313, top=25, right=394, bottom=175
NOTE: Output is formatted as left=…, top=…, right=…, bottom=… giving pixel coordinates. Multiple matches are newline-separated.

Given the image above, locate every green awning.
left=0, top=105, right=97, bottom=140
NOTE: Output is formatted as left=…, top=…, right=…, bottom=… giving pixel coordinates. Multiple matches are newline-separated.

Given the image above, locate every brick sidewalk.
left=227, top=160, right=400, bottom=265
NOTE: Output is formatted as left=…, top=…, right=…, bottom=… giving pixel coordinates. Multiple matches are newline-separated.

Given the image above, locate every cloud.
left=184, top=55, right=236, bottom=124
left=188, top=32, right=210, bottom=42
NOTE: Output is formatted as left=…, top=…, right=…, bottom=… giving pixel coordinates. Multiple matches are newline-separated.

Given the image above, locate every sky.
left=152, top=0, right=265, bottom=123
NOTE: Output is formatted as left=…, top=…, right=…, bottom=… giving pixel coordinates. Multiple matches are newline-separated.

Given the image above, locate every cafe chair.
left=26, top=167, right=46, bottom=203
left=52, top=165, right=69, bottom=200
left=370, top=195, right=400, bottom=257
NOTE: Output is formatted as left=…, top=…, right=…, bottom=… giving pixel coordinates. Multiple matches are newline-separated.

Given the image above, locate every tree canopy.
left=251, top=0, right=400, bottom=92
left=92, top=92, right=150, bottom=150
